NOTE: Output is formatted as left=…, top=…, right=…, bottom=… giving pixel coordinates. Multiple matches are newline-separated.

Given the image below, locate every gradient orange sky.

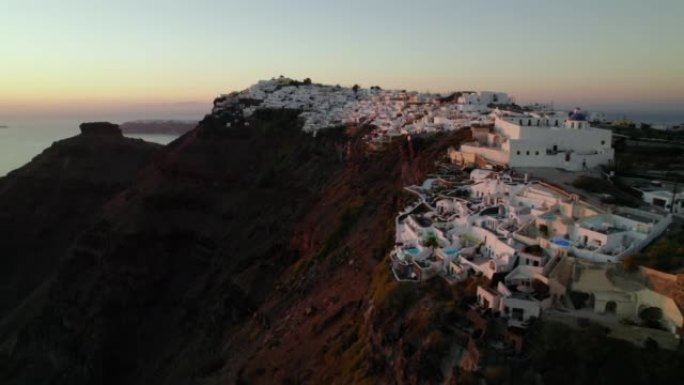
left=1, top=0, right=683, bottom=118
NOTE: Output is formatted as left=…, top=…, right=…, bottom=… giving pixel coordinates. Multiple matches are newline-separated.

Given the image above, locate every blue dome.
left=568, top=109, right=587, bottom=121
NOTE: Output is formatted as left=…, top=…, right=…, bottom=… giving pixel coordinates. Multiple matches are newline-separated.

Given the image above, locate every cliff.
left=0, top=102, right=466, bottom=385
left=0, top=124, right=161, bottom=350
left=79, top=122, right=124, bottom=137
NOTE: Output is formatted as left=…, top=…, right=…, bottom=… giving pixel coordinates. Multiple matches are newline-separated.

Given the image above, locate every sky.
left=1, top=0, right=683, bottom=119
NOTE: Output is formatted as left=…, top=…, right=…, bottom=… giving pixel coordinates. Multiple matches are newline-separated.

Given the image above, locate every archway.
left=605, top=301, right=617, bottom=314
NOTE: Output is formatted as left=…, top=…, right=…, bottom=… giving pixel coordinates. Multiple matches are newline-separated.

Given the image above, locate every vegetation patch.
left=517, top=321, right=684, bottom=385
left=624, top=227, right=684, bottom=271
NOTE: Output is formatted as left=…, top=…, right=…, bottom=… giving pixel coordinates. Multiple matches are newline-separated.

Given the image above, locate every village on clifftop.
left=212, top=77, right=684, bottom=356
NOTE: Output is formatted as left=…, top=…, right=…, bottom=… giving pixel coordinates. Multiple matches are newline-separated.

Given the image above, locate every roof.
left=568, top=108, right=587, bottom=121
left=471, top=169, right=494, bottom=180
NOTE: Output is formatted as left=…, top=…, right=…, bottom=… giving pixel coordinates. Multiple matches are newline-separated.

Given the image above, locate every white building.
left=476, top=277, right=545, bottom=327
left=459, top=109, right=615, bottom=171
left=457, top=91, right=511, bottom=112
left=548, top=260, right=684, bottom=336
left=638, top=189, right=684, bottom=215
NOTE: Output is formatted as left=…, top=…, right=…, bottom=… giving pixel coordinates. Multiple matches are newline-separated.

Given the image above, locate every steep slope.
left=0, top=123, right=161, bottom=319
left=0, top=110, right=341, bottom=384
left=0, top=106, right=469, bottom=385
left=224, top=131, right=470, bottom=385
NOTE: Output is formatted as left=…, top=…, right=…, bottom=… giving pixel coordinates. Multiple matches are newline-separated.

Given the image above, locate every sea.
left=601, top=110, right=684, bottom=127
left=0, top=115, right=201, bottom=177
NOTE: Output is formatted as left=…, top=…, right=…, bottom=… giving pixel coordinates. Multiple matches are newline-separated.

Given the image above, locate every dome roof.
left=568, top=109, right=587, bottom=121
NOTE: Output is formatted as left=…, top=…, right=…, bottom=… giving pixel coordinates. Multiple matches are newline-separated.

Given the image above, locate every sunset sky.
left=1, top=0, right=683, bottom=118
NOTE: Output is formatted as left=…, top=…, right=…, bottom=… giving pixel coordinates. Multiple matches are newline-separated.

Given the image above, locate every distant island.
left=0, top=124, right=8, bottom=129
left=119, top=119, right=196, bottom=135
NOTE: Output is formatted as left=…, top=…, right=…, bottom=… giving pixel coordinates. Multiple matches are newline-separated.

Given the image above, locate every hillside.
left=0, top=123, right=162, bottom=318
left=0, top=102, right=468, bottom=384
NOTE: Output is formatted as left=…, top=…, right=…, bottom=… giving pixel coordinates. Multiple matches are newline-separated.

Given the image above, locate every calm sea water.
left=602, top=110, right=684, bottom=126
left=0, top=117, right=190, bottom=177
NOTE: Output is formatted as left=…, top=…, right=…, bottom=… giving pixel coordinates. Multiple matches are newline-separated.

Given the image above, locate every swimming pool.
left=552, top=237, right=572, bottom=247
left=541, top=213, right=557, bottom=221
left=444, top=248, right=460, bottom=256
left=582, top=216, right=606, bottom=228
left=405, top=247, right=420, bottom=256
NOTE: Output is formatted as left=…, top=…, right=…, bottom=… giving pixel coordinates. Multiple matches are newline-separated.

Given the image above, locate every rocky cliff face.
left=79, top=122, right=124, bottom=137
left=0, top=104, right=469, bottom=385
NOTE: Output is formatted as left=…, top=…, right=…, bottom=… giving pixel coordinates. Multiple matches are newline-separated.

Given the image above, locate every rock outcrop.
left=79, top=122, right=123, bottom=137
left=0, top=127, right=161, bottom=332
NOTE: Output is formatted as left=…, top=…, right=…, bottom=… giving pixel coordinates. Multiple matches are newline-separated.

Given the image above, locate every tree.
left=303, top=78, right=312, bottom=85
left=352, top=84, right=360, bottom=93
left=424, top=234, right=439, bottom=249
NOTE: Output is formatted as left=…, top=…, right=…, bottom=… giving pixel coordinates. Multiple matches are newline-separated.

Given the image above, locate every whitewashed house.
left=459, top=109, right=615, bottom=171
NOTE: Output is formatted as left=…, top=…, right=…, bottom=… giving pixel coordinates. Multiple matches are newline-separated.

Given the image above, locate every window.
left=526, top=151, right=530, bottom=155
left=653, top=198, right=667, bottom=207
left=517, top=150, right=521, bottom=155
left=535, top=151, right=539, bottom=155
left=601, top=140, right=605, bottom=145
left=528, top=120, right=532, bottom=126
left=512, top=308, right=524, bottom=321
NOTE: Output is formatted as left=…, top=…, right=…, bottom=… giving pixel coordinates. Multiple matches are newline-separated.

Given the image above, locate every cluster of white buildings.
left=214, top=78, right=619, bottom=173
left=391, top=168, right=676, bottom=337
left=457, top=109, right=615, bottom=171
left=212, top=77, right=503, bottom=137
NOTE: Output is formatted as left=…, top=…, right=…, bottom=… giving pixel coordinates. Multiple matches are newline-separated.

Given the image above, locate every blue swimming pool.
left=552, top=237, right=572, bottom=247
left=444, top=248, right=460, bottom=256
left=405, top=247, right=420, bottom=256
left=541, top=213, right=557, bottom=221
